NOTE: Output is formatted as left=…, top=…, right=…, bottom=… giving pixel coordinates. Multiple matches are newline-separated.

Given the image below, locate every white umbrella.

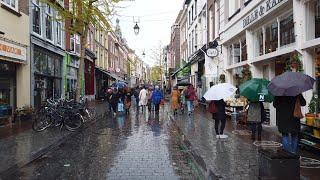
left=203, top=83, right=237, bottom=100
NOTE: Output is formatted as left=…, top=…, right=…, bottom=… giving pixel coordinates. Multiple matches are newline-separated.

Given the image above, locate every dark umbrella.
left=239, top=78, right=274, bottom=102
left=111, top=81, right=127, bottom=89
left=176, top=82, right=191, bottom=86
left=267, top=72, right=315, bottom=96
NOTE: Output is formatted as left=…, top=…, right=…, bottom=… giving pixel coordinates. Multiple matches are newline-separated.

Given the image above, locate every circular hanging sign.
left=206, top=48, right=218, bottom=57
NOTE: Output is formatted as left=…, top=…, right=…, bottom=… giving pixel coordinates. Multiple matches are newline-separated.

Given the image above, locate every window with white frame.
left=56, top=21, right=62, bottom=46
left=316, top=0, right=320, bottom=38
left=228, top=37, right=247, bottom=65
left=1, top=0, right=17, bottom=9
left=280, top=13, right=295, bottom=46
left=32, top=0, right=41, bottom=35
left=70, top=34, right=80, bottom=55
left=195, top=25, right=198, bottom=50
left=229, top=0, right=240, bottom=17
left=45, top=4, right=53, bottom=41
left=265, top=21, right=278, bottom=54
left=254, top=28, right=264, bottom=57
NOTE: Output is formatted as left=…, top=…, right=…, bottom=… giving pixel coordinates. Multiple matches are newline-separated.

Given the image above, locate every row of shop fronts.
left=0, top=39, right=124, bottom=110
left=170, top=0, right=320, bottom=127
left=219, top=0, right=320, bottom=126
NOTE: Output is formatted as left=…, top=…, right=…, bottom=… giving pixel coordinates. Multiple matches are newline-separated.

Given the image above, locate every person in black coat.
left=213, top=99, right=228, bottom=139
left=109, top=89, right=120, bottom=116
left=273, top=94, right=306, bottom=154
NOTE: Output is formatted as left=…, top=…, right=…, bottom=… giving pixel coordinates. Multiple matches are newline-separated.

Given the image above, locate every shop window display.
left=265, top=21, right=278, bottom=53
left=280, top=14, right=295, bottom=46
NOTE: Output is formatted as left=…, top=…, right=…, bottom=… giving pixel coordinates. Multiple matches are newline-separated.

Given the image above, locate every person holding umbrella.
left=239, top=78, right=273, bottom=141
left=268, top=72, right=314, bottom=154
left=204, top=83, right=237, bottom=139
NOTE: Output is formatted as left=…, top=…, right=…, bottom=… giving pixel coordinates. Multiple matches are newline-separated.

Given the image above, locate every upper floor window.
left=265, top=21, right=278, bottom=54
left=228, top=0, right=240, bottom=18
left=45, top=4, right=53, bottom=41
left=32, top=0, right=41, bottom=35
left=191, top=5, right=194, bottom=20
left=70, top=34, right=80, bottom=55
left=56, top=21, right=62, bottom=46
left=1, top=0, right=17, bottom=9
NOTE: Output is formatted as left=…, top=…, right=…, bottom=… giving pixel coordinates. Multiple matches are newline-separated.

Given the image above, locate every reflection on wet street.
left=2, top=105, right=195, bottom=180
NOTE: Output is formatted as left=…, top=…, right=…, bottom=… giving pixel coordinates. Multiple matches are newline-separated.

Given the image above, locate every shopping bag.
left=208, top=101, right=217, bottom=113
left=118, top=102, right=124, bottom=112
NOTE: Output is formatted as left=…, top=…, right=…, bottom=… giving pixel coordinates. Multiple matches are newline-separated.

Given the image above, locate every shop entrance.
left=34, top=76, right=61, bottom=108
left=0, top=61, right=16, bottom=108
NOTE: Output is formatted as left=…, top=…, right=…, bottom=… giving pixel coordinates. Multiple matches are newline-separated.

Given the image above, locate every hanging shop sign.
left=243, top=0, right=287, bottom=28
left=206, top=48, right=219, bottom=57
left=0, top=39, right=27, bottom=62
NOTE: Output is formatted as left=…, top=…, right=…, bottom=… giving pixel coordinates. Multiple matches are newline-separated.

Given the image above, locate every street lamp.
left=133, top=23, right=140, bottom=35
left=142, top=51, right=146, bottom=58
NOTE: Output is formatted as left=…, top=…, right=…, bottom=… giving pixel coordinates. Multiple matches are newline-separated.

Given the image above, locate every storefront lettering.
left=0, top=43, right=22, bottom=55
left=0, top=39, right=27, bottom=61
left=243, top=0, right=284, bottom=28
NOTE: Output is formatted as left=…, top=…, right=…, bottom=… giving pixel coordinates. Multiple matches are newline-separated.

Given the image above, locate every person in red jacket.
left=184, top=85, right=197, bottom=115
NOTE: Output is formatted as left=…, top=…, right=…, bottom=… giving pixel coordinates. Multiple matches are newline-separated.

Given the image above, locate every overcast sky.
left=111, top=0, right=184, bottom=66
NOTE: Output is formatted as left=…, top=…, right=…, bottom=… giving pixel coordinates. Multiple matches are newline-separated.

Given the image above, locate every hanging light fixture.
left=142, top=51, right=146, bottom=57
left=133, top=22, right=140, bottom=35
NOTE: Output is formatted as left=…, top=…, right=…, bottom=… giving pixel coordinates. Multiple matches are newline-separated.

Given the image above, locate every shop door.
left=0, top=78, right=10, bottom=105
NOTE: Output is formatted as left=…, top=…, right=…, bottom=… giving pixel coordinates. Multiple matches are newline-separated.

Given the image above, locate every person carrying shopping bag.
left=273, top=94, right=306, bottom=154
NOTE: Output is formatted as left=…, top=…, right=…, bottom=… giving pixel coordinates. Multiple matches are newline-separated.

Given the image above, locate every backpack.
left=184, top=90, right=191, bottom=99
left=153, top=90, right=162, bottom=104
left=208, top=101, right=217, bottom=113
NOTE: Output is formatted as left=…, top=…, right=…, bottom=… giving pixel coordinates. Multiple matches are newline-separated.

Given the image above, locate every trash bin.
left=258, top=149, right=300, bottom=180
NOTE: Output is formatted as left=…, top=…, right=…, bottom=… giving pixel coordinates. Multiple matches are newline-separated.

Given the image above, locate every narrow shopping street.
left=0, top=102, right=199, bottom=180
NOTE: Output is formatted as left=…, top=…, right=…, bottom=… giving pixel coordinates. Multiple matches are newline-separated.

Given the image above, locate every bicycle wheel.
left=32, top=113, right=52, bottom=132
left=64, top=113, right=84, bottom=131
left=82, top=108, right=94, bottom=122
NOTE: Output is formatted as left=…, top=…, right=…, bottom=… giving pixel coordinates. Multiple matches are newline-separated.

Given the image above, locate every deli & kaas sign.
left=243, top=0, right=285, bottom=28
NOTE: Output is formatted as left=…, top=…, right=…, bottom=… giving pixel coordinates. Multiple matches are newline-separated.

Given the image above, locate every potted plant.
left=305, top=96, right=317, bottom=126
left=286, top=54, right=303, bottom=72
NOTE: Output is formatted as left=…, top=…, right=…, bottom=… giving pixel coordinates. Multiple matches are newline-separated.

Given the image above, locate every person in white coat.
left=139, top=86, right=148, bottom=112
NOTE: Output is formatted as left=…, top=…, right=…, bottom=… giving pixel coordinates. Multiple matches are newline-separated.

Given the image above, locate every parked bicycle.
left=32, top=98, right=93, bottom=132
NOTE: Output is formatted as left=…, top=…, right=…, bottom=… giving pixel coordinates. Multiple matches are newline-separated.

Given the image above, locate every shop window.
left=47, top=56, right=54, bottom=76
left=32, top=0, right=41, bottom=35
left=255, top=29, right=264, bottom=57
left=265, top=21, right=278, bottom=54
left=280, top=14, right=295, bottom=47
left=316, top=0, right=320, bottom=38
left=54, top=58, right=61, bottom=77
left=241, top=39, right=247, bottom=61
left=234, top=43, right=240, bottom=63
left=45, top=4, right=53, bottom=41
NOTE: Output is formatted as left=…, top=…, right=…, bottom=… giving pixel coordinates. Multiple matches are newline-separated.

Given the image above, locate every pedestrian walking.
left=213, top=99, right=228, bottom=139
left=139, top=86, right=148, bottom=112
left=147, top=87, right=154, bottom=112
left=133, top=86, right=140, bottom=112
left=105, top=88, right=113, bottom=112
left=109, top=88, right=120, bottom=117
left=151, top=86, right=163, bottom=114
left=171, top=86, right=180, bottom=115
left=124, top=88, right=132, bottom=114
left=184, top=85, right=197, bottom=115
left=273, top=94, right=306, bottom=154
left=247, top=101, right=266, bottom=141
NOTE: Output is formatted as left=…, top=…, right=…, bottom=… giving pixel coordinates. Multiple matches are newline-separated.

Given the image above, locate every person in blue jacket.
left=151, top=86, right=163, bottom=114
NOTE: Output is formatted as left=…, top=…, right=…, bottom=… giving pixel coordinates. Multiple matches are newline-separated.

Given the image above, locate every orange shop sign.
left=0, top=39, right=27, bottom=61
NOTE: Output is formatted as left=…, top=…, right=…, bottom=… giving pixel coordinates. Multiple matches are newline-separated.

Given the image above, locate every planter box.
left=258, top=149, right=300, bottom=180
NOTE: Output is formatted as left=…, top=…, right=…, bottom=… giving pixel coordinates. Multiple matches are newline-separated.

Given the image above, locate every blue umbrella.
left=111, top=81, right=127, bottom=89
left=267, top=72, right=315, bottom=96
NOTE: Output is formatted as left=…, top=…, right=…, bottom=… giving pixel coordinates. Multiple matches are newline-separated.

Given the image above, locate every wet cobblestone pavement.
left=1, top=103, right=199, bottom=180
left=171, top=109, right=320, bottom=180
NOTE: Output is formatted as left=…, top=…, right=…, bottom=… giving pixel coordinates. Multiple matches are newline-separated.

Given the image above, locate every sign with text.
left=243, top=0, right=287, bottom=28
left=0, top=39, right=27, bottom=61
